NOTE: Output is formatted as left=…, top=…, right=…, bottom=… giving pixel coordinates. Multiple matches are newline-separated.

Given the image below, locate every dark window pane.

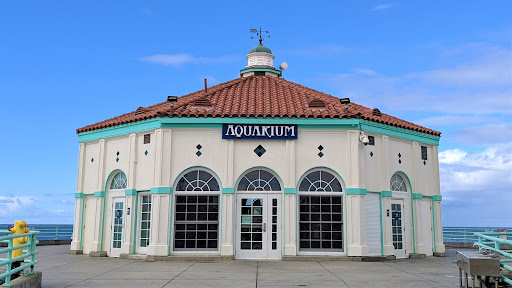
left=175, top=240, right=185, bottom=248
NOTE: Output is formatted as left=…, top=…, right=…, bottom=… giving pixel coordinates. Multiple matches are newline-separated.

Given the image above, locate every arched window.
left=174, top=169, right=220, bottom=251
left=175, top=170, right=220, bottom=192
left=298, top=170, right=342, bottom=192
left=237, top=169, right=281, bottom=191
left=297, top=169, right=343, bottom=252
left=110, top=171, right=127, bottom=190
left=390, top=173, right=407, bottom=192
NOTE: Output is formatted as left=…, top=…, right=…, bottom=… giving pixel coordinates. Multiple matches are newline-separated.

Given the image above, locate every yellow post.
left=9, top=220, right=29, bottom=259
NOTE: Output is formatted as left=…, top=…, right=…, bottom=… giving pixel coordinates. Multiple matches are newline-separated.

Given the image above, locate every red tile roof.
left=77, top=76, right=440, bottom=136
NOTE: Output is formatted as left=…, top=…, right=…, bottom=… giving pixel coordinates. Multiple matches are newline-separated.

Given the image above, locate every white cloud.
left=440, top=144, right=512, bottom=226
left=315, top=44, right=512, bottom=115
left=139, top=54, right=236, bottom=67
left=0, top=196, right=38, bottom=216
left=373, top=3, right=393, bottom=11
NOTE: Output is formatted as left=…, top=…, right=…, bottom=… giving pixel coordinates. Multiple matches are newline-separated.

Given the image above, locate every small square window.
left=421, top=146, right=427, bottom=160
left=368, top=136, right=375, bottom=146
left=144, top=134, right=150, bottom=144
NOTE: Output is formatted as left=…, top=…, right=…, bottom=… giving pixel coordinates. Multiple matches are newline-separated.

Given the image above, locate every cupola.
left=240, top=29, right=281, bottom=78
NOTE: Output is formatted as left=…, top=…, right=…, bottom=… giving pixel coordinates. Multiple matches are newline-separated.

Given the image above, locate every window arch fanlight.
left=298, top=170, right=343, bottom=193
left=237, top=169, right=281, bottom=192
left=110, top=171, right=127, bottom=190
left=175, top=169, right=220, bottom=192
left=298, top=169, right=344, bottom=252
left=390, top=173, right=407, bottom=192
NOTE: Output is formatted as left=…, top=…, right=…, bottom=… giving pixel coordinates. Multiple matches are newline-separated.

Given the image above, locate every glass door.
left=236, top=194, right=281, bottom=259
left=110, top=198, right=125, bottom=257
left=391, top=199, right=406, bottom=258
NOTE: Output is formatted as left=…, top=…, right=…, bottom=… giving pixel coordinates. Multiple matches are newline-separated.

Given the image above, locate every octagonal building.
left=71, top=43, right=445, bottom=260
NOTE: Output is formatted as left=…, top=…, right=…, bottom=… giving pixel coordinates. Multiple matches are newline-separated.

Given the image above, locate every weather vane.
left=250, top=28, right=270, bottom=44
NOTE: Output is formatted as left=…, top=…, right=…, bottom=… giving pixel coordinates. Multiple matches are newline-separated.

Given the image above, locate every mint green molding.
left=150, top=187, right=172, bottom=194
left=412, top=193, right=423, bottom=200
left=94, top=191, right=105, bottom=197
left=172, top=166, right=223, bottom=193
left=75, top=193, right=84, bottom=198
left=222, top=188, right=235, bottom=194
left=240, top=68, right=281, bottom=76
left=132, top=193, right=138, bottom=254
left=360, top=120, right=439, bottom=145
left=381, top=190, right=392, bottom=197
left=346, top=188, right=368, bottom=195
left=125, top=189, right=137, bottom=196
left=78, top=117, right=439, bottom=146
left=431, top=197, right=437, bottom=253
left=284, top=188, right=296, bottom=194
left=433, top=195, right=442, bottom=201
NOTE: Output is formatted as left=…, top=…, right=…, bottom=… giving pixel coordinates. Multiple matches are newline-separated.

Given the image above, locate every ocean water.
left=0, top=224, right=73, bottom=241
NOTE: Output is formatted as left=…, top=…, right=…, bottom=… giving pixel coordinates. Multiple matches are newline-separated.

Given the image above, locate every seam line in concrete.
left=317, top=261, right=351, bottom=288
left=64, top=259, right=141, bottom=287
left=160, top=261, right=197, bottom=288
left=381, top=262, right=449, bottom=287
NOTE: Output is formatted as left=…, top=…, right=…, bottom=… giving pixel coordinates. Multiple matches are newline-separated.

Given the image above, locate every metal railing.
left=474, top=232, right=512, bottom=286
left=0, top=225, right=72, bottom=241
left=443, top=227, right=512, bottom=243
left=0, top=230, right=40, bottom=287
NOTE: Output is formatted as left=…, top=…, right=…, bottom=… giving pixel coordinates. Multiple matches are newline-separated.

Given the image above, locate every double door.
left=236, top=194, right=281, bottom=259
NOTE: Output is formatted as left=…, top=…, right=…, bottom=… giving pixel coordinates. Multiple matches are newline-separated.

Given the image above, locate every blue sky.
left=1, top=1, right=511, bottom=226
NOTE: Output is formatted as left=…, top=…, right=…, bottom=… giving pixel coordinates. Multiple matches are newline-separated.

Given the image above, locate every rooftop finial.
left=250, top=28, right=270, bottom=44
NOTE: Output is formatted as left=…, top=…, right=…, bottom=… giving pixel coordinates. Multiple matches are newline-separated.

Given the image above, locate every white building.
left=71, top=42, right=445, bottom=260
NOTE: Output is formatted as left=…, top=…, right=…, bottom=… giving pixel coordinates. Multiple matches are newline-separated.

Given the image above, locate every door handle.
left=263, top=223, right=266, bottom=232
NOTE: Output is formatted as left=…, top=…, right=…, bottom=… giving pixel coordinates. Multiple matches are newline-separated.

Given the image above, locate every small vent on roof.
left=308, top=99, right=326, bottom=108
left=372, top=108, right=382, bottom=117
left=194, top=97, right=212, bottom=107
left=135, top=107, right=145, bottom=115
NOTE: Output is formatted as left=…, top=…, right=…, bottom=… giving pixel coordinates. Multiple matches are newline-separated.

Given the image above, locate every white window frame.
left=171, top=169, right=221, bottom=254
left=297, top=168, right=345, bottom=256
left=136, top=191, right=151, bottom=254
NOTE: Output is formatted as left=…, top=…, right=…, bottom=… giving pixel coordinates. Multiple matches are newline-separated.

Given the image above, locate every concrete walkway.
left=36, top=245, right=463, bottom=288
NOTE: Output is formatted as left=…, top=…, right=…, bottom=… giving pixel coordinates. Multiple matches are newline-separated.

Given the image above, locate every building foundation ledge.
left=283, top=255, right=396, bottom=262
left=89, top=251, right=108, bottom=257
left=433, top=252, right=446, bottom=257
left=120, top=253, right=147, bottom=260
left=70, top=250, right=83, bottom=255
left=408, top=253, right=426, bottom=259
left=146, top=255, right=233, bottom=262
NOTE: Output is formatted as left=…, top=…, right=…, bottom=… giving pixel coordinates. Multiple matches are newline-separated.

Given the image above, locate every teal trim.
left=393, top=171, right=416, bottom=254
left=132, top=192, right=138, bottom=254
left=78, top=117, right=438, bottom=146
left=381, top=190, right=392, bottom=197
left=78, top=118, right=161, bottom=143
left=80, top=196, right=84, bottom=251
left=295, top=166, right=347, bottom=189
left=379, top=193, right=384, bottom=256
left=240, top=68, right=281, bottom=76
left=222, top=188, right=235, bottom=194
left=125, top=189, right=137, bottom=196
left=75, top=193, right=84, bottom=198
left=284, top=188, right=296, bottom=194
left=432, top=197, right=436, bottom=253
left=172, top=166, right=223, bottom=193
left=234, top=166, right=284, bottom=192
left=94, top=191, right=105, bottom=197
left=150, top=187, right=172, bottom=194
left=360, top=120, right=440, bottom=145
left=412, top=193, right=423, bottom=200
left=346, top=188, right=368, bottom=195
left=101, top=169, right=126, bottom=252
left=433, top=195, right=442, bottom=201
